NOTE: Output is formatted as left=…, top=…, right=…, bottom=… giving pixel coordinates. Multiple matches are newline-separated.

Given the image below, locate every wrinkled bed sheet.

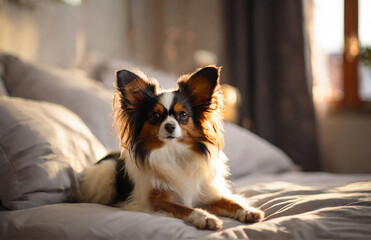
left=1, top=171, right=371, bottom=240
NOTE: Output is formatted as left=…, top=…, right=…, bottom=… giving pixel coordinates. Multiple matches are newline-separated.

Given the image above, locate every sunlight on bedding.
left=333, top=181, right=371, bottom=193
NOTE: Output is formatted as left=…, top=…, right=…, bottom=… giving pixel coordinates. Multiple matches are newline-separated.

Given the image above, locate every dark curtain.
left=224, top=0, right=320, bottom=171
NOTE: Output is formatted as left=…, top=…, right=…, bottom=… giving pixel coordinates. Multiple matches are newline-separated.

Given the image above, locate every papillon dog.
left=79, top=66, right=264, bottom=230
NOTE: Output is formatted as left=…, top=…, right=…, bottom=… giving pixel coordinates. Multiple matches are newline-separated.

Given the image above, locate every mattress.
left=1, top=171, right=371, bottom=240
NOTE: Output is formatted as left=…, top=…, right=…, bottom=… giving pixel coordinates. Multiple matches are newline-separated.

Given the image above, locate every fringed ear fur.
left=113, top=69, right=158, bottom=150
left=115, top=70, right=157, bottom=108
left=177, top=66, right=225, bottom=150
left=177, top=66, right=220, bottom=103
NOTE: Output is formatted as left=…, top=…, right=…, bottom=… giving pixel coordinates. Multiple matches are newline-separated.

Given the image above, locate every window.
left=312, top=0, right=371, bottom=111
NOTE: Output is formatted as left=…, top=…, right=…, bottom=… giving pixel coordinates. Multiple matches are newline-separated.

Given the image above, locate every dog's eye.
left=177, top=111, right=189, bottom=124
left=149, top=112, right=160, bottom=124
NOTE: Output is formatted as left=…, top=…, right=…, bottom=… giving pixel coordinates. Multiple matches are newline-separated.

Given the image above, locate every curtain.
left=224, top=0, right=320, bottom=171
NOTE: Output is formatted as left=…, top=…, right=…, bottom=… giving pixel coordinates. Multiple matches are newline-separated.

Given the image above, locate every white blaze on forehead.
left=158, top=91, right=183, bottom=140
left=160, top=91, right=175, bottom=110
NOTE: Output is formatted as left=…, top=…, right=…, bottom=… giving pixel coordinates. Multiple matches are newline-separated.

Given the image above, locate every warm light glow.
left=313, top=0, right=344, bottom=54
left=312, top=0, right=344, bottom=110
left=345, top=35, right=359, bottom=62
left=221, top=84, right=240, bottom=123
left=224, top=85, right=238, bottom=105
left=62, top=0, right=82, bottom=6
left=193, top=49, right=218, bottom=66
left=313, top=84, right=343, bottom=104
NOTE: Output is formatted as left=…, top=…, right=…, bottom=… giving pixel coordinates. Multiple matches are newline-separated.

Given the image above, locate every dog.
left=79, top=66, right=264, bottom=230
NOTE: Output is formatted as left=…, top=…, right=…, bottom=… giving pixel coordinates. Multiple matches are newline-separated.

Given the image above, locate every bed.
left=1, top=53, right=371, bottom=239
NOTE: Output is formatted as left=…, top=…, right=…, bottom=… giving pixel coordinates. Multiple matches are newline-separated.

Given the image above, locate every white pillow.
left=224, top=122, right=295, bottom=180
left=0, top=64, right=8, bottom=96
left=0, top=53, right=118, bottom=150
left=77, top=52, right=178, bottom=90
left=0, top=77, right=7, bottom=96
left=0, top=96, right=107, bottom=210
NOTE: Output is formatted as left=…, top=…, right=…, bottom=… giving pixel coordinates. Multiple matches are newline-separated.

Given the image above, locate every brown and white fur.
left=79, top=66, right=264, bottom=230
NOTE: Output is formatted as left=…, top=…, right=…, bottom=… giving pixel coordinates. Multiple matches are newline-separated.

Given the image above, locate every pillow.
left=0, top=77, right=7, bottom=96
left=0, top=53, right=118, bottom=150
left=224, top=122, right=295, bottom=180
left=0, top=64, right=8, bottom=96
left=77, top=51, right=178, bottom=90
left=0, top=96, right=107, bottom=210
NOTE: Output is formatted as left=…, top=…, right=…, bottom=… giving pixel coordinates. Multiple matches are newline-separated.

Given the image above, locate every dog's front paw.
left=236, top=207, right=265, bottom=223
left=187, top=209, right=223, bottom=230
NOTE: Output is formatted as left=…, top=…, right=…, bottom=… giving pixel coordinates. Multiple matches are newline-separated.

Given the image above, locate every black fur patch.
left=115, top=158, right=134, bottom=202
left=195, top=142, right=210, bottom=157
left=134, top=141, right=150, bottom=167
left=96, top=152, right=134, bottom=203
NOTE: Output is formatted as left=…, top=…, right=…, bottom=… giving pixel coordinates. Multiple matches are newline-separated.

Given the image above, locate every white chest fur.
left=123, top=141, right=230, bottom=210
left=147, top=141, right=209, bottom=207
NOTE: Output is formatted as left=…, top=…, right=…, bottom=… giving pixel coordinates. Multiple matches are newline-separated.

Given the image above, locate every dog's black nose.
left=165, top=123, right=176, bottom=134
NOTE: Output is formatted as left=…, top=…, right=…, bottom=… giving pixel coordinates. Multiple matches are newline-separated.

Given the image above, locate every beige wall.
left=0, top=0, right=224, bottom=73
left=0, top=0, right=130, bottom=67
left=318, top=110, right=371, bottom=173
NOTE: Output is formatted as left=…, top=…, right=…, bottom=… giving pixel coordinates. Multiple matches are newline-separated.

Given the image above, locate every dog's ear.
left=116, top=69, right=157, bottom=107
left=177, top=66, right=224, bottom=149
left=178, top=66, right=221, bottom=104
left=116, top=69, right=143, bottom=91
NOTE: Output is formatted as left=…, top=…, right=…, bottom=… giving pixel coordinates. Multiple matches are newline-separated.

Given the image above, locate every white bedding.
left=1, top=54, right=371, bottom=239
left=1, top=172, right=371, bottom=240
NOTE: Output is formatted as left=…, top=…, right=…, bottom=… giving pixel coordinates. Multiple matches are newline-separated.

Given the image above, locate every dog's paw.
left=236, top=207, right=265, bottom=223
left=187, top=209, right=223, bottom=230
